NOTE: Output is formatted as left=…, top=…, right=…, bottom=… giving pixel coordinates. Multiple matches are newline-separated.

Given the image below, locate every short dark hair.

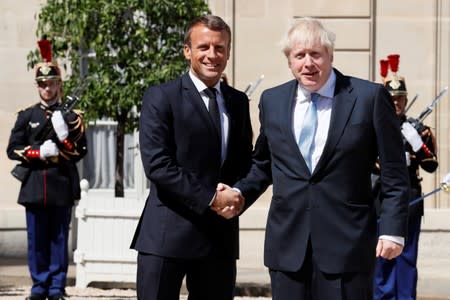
left=184, top=15, right=231, bottom=48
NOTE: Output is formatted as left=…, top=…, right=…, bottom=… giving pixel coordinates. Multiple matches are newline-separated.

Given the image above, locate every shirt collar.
left=188, top=71, right=221, bottom=94
left=318, top=69, right=336, bottom=99
left=296, top=69, right=336, bottom=103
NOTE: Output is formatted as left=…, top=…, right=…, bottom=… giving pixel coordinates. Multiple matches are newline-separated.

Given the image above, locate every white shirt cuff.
left=209, top=192, right=217, bottom=206
left=379, top=235, right=405, bottom=246
left=232, top=187, right=242, bottom=195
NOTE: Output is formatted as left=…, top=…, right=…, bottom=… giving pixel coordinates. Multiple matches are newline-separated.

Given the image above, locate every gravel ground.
left=0, top=286, right=271, bottom=300
left=0, top=286, right=446, bottom=300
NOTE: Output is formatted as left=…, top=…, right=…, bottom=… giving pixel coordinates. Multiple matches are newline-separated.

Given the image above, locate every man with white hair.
left=217, top=17, right=410, bottom=299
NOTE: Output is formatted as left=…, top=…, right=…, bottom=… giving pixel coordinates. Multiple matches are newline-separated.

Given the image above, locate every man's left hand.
left=376, top=239, right=404, bottom=260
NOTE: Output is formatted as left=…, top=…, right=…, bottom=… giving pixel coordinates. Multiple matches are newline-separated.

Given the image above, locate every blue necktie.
left=299, top=93, right=319, bottom=171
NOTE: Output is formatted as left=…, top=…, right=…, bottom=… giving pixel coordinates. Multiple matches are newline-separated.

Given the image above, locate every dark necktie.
left=298, top=92, right=319, bottom=171
left=204, top=88, right=222, bottom=139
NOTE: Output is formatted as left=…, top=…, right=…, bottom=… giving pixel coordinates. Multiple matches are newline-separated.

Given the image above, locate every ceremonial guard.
left=374, top=54, right=438, bottom=300
left=6, top=38, right=87, bottom=300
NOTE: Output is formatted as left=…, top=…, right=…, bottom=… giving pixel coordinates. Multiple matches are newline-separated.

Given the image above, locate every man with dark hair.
left=131, top=15, right=252, bottom=299
left=7, top=56, right=87, bottom=300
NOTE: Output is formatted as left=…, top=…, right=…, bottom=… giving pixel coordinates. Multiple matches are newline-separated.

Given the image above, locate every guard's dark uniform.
left=7, top=102, right=87, bottom=206
left=373, top=59, right=438, bottom=299
left=6, top=62, right=87, bottom=300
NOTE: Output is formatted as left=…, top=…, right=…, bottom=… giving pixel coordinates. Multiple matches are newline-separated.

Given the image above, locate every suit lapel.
left=278, top=80, right=310, bottom=171
left=313, top=71, right=356, bottom=174
left=181, top=74, right=220, bottom=141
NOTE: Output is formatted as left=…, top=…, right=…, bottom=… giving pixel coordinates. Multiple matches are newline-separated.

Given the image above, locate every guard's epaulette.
left=15, top=103, right=37, bottom=114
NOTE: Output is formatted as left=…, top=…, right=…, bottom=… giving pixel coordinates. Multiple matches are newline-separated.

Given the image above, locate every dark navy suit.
left=236, top=69, right=410, bottom=299
left=131, top=73, right=253, bottom=299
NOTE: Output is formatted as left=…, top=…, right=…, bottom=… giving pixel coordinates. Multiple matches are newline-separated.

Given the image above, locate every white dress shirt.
left=293, top=71, right=335, bottom=171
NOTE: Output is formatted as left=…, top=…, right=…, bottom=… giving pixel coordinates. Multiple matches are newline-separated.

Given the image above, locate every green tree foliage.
left=28, top=0, right=210, bottom=197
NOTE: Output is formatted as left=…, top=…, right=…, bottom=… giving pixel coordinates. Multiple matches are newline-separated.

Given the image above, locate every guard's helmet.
left=379, top=54, right=407, bottom=96
left=384, top=77, right=407, bottom=96
left=35, top=37, right=61, bottom=82
left=35, top=62, right=61, bottom=82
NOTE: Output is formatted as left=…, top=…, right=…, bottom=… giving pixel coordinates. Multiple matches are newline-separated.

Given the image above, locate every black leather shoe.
left=25, top=294, right=46, bottom=300
left=47, top=295, right=65, bottom=300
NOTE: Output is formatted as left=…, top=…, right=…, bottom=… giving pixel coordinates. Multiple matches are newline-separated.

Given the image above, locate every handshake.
left=210, top=183, right=245, bottom=219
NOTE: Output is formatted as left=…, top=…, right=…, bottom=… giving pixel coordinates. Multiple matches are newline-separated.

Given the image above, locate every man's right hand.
left=211, top=183, right=245, bottom=219
left=40, top=139, right=59, bottom=160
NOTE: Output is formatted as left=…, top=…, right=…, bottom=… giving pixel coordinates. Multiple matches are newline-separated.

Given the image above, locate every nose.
left=304, top=54, right=313, bottom=65
left=206, top=45, right=217, bottom=58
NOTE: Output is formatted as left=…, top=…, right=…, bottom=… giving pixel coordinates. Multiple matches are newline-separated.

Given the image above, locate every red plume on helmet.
left=387, top=54, right=400, bottom=73
left=37, top=36, right=53, bottom=63
left=380, top=54, right=407, bottom=96
left=379, top=59, right=389, bottom=78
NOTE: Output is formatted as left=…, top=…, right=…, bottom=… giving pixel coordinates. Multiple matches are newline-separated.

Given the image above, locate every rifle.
left=34, top=94, right=80, bottom=142
left=404, top=93, right=418, bottom=114
left=407, top=87, right=448, bottom=132
left=409, top=173, right=450, bottom=206
left=11, top=81, right=88, bottom=182
left=244, top=75, right=264, bottom=98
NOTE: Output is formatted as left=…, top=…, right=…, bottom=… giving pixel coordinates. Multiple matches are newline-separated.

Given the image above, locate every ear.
left=183, top=44, right=191, bottom=60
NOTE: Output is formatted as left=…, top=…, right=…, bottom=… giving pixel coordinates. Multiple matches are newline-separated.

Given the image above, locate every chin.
left=204, top=69, right=220, bottom=77
left=300, top=82, right=318, bottom=90
left=203, top=73, right=221, bottom=83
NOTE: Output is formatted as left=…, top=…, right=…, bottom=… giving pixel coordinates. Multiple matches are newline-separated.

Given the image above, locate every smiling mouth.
left=204, top=63, right=219, bottom=68
left=303, top=71, right=318, bottom=76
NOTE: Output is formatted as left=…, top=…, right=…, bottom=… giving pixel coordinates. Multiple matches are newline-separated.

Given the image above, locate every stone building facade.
left=1, top=2, right=449, bottom=288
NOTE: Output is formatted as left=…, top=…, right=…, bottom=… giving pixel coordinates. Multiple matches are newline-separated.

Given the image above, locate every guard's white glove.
left=51, top=110, right=69, bottom=142
left=405, top=152, right=411, bottom=166
left=401, top=122, right=423, bottom=152
left=40, top=139, right=59, bottom=160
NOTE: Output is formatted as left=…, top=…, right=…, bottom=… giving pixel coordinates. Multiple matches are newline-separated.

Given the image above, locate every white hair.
left=280, top=17, right=336, bottom=57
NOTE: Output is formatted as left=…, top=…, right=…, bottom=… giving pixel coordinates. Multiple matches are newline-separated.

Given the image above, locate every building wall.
left=209, top=0, right=450, bottom=208
left=207, top=0, right=450, bottom=285
left=0, top=0, right=47, bottom=257
left=1, top=0, right=449, bottom=256
left=376, top=0, right=450, bottom=207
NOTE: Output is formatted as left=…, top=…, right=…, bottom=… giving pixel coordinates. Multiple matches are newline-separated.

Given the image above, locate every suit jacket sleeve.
left=235, top=90, right=273, bottom=208
left=375, top=85, right=410, bottom=237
